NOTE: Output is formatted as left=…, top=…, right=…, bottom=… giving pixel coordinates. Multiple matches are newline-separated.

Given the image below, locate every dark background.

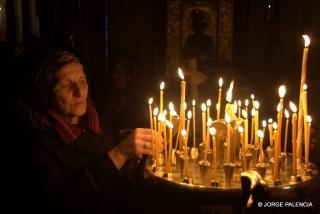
left=1, top=0, right=319, bottom=169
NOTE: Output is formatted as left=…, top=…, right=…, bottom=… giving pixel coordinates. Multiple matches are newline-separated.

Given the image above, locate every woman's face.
left=52, top=62, right=88, bottom=124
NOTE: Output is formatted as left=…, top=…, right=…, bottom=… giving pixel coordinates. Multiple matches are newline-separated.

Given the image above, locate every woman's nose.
left=73, top=83, right=84, bottom=97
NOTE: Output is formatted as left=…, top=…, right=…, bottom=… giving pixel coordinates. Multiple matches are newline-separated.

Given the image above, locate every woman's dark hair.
left=35, top=50, right=81, bottom=103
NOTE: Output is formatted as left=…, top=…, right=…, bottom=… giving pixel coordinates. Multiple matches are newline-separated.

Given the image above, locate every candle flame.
left=268, top=118, right=273, bottom=124
left=163, top=110, right=167, bottom=116
left=207, top=99, right=211, bottom=106
left=158, top=113, right=165, bottom=121
left=303, top=84, right=308, bottom=91
left=245, top=99, right=249, bottom=107
left=238, top=100, right=241, bottom=106
left=251, top=94, right=255, bottom=100
left=165, top=120, right=173, bottom=129
left=192, top=99, right=196, bottom=106
left=169, top=102, right=174, bottom=111
left=289, top=101, right=297, bottom=113
left=233, top=101, right=238, bottom=113
left=303, top=35, right=310, bottom=48
left=201, top=103, right=206, bottom=112
left=148, top=97, right=153, bottom=105
left=184, top=102, right=187, bottom=111
left=306, top=115, right=312, bottom=123
left=262, top=120, right=267, bottom=128
left=160, top=81, right=165, bottom=90
left=153, top=107, right=159, bottom=116
left=219, top=77, right=223, bottom=87
left=225, top=113, right=231, bottom=123
left=257, top=130, right=264, bottom=138
left=171, top=110, right=177, bottom=116
left=254, top=101, right=260, bottom=109
left=207, top=118, right=213, bottom=127
left=226, top=81, right=234, bottom=102
left=178, top=67, right=184, bottom=80
left=187, top=110, right=192, bottom=119
left=277, top=103, right=281, bottom=112
left=251, top=108, right=255, bottom=117
left=285, top=109, right=289, bottom=119
left=209, top=127, right=216, bottom=136
left=181, top=129, right=187, bottom=137
left=242, top=109, right=247, bottom=118
left=278, top=85, right=286, bottom=98
left=273, top=122, right=278, bottom=130
left=238, top=126, right=244, bottom=133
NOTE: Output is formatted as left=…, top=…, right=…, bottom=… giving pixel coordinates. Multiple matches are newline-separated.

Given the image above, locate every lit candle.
left=254, top=101, right=260, bottom=147
left=277, top=85, right=286, bottom=162
left=225, top=113, right=231, bottom=163
left=257, top=130, right=265, bottom=163
left=242, top=109, right=249, bottom=153
left=153, top=108, right=159, bottom=166
left=297, top=35, right=310, bottom=161
left=169, top=102, right=174, bottom=123
left=284, top=109, right=289, bottom=154
left=272, top=122, right=279, bottom=181
left=206, top=118, right=213, bottom=152
left=217, top=77, right=223, bottom=120
left=290, top=101, right=298, bottom=176
left=192, top=100, right=196, bottom=148
left=160, top=82, right=165, bottom=113
left=209, top=127, right=217, bottom=172
left=245, top=99, right=249, bottom=116
left=186, top=110, right=192, bottom=143
left=268, top=118, right=274, bottom=147
left=238, top=126, right=244, bottom=155
left=159, top=114, right=167, bottom=170
left=207, top=99, right=211, bottom=120
left=305, top=115, right=312, bottom=166
left=238, top=100, right=242, bottom=118
left=250, top=108, right=255, bottom=145
left=303, top=84, right=308, bottom=157
left=178, top=68, right=186, bottom=132
left=251, top=94, right=255, bottom=108
left=181, top=129, right=188, bottom=177
left=262, top=120, right=267, bottom=133
left=166, top=120, right=173, bottom=171
left=201, top=103, right=207, bottom=144
left=148, top=98, right=154, bottom=130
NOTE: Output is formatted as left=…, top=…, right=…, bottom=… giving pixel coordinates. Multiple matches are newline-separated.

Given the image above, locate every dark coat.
left=7, top=113, right=142, bottom=214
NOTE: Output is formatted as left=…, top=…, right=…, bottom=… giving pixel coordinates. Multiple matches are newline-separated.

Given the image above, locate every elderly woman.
left=24, top=50, right=157, bottom=213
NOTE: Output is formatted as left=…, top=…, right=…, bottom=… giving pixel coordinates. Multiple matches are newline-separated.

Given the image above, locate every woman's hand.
left=108, top=128, right=163, bottom=169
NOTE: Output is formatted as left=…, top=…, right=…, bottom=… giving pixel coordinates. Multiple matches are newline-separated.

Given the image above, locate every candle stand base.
left=223, top=163, right=236, bottom=187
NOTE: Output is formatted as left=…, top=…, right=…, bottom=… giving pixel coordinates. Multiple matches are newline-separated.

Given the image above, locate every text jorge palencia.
left=258, top=201, right=313, bottom=208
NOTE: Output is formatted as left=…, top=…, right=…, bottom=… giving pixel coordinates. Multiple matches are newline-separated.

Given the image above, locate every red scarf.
left=43, top=106, right=102, bottom=144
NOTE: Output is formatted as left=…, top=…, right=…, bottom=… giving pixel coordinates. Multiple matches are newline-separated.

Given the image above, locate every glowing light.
left=303, top=84, right=308, bottom=91
left=279, top=85, right=286, bottom=98
left=192, top=99, right=196, bottom=106
left=153, top=107, right=159, bottom=116
left=238, top=126, right=244, bottom=133
left=242, top=109, right=247, bottom=118
left=273, top=122, right=278, bottom=130
left=254, top=101, right=260, bottom=109
left=207, top=99, right=211, bottom=107
left=226, top=81, right=234, bottom=102
left=306, top=115, right=312, bottom=123
left=178, top=67, right=184, bottom=80
left=262, top=120, right=267, bottom=128
left=201, top=103, right=206, bottom=112
left=160, top=81, right=165, bottom=90
left=181, top=129, right=187, bottom=137
left=209, top=127, right=216, bottom=136
left=268, top=118, right=273, bottom=124
left=302, top=35, right=310, bottom=48
left=285, top=109, right=289, bottom=119
left=225, top=113, right=231, bottom=123
left=245, top=99, right=249, bottom=107
left=289, top=101, right=297, bottom=113
left=219, top=78, right=223, bottom=87
left=187, top=110, right=192, bottom=119
left=257, top=130, right=264, bottom=138
left=148, top=97, right=153, bottom=105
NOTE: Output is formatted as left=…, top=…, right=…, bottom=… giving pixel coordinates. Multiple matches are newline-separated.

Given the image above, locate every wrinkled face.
left=52, top=62, right=88, bottom=124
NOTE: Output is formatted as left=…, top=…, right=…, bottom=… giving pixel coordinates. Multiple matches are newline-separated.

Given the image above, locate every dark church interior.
left=1, top=0, right=320, bottom=213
